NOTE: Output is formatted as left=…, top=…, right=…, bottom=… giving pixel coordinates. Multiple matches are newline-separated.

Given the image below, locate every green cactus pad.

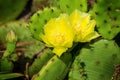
left=69, top=39, right=120, bottom=80
left=29, top=7, right=61, bottom=40
left=0, top=0, right=27, bottom=24
left=32, top=53, right=72, bottom=80
left=28, top=48, right=54, bottom=77
left=50, top=0, right=87, bottom=14
left=89, top=0, right=120, bottom=39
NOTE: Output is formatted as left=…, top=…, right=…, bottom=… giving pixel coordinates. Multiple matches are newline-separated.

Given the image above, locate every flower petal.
left=53, top=47, right=68, bottom=57
left=81, top=32, right=100, bottom=42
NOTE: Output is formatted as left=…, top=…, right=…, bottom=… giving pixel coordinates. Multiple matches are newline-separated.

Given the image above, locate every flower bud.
left=6, top=30, right=17, bottom=42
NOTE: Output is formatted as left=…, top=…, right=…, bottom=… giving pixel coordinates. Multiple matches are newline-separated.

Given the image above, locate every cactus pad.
left=28, top=48, right=54, bottom=77
left=69, top=39, right=120, bottom=80
left=32, top=53, right=72, bottom=80
left=29, top=7, right=61, bottom=40
left=0, top=0, right=27, bottom=24
left=90, top=0, right=120, bottom=39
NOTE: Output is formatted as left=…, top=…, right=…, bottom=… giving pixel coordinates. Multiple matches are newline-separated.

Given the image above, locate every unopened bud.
left=6, top=30, right=17, bottom=42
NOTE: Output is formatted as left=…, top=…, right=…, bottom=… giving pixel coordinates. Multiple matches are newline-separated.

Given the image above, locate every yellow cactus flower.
left=40, top=14, right=75, bottom=56
left=69, top=10, right=100, bottom=42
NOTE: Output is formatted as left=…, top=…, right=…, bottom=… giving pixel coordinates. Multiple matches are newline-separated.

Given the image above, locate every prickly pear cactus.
left=0, top=0, right=27, bottom=24
left=50, top=0, right=87, bottom=14
left=29, top=7, right=61, bottom=40
left=69, top=39, right=120, bottom=80
left=89, top=0, right=120, bottom=39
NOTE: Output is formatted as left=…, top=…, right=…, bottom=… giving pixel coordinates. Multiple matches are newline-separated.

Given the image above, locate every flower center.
left=55, top=32, right=65, bottom=44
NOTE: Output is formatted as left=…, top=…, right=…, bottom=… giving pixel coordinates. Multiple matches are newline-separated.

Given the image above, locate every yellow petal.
left=53, top=47, right=68, bottom=57
left=40, top=34, right=53, bottom=47
left=81, top=20, right=96, bottom=39
left=80, top=13, right=90, bottom=27
left=81, top=32, right=100, bottom=42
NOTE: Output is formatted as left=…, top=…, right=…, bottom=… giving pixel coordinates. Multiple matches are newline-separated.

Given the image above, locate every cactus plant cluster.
left=28, top=0, right=88, bottom=78
left=28, top=0, right=120, bottom=80
left=0, top=0, right=120, bottom=80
